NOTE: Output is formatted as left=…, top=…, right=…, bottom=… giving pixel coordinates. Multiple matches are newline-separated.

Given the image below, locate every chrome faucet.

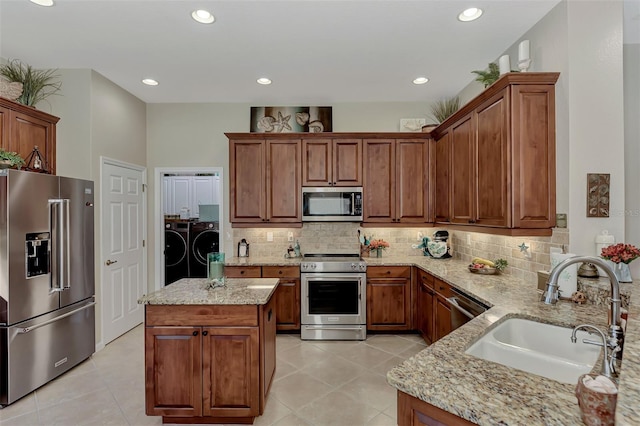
left=542, top=256, right=624, bottom=355
left=571, top=324, right=619, bottom=378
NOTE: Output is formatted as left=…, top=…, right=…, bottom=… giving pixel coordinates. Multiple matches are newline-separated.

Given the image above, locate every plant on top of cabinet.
left=0, top=59, right=61, bottom=107
left=429, top=96, right=461, bottom=124
left=0, top=149, right=25, bottom=169
left=471, top=62, right=500, bottom=88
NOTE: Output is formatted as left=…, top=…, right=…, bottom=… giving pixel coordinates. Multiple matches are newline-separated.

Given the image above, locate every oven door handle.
left=446, top=296, right=475, bottom=320
left=303, top=326, right=364, bottom=331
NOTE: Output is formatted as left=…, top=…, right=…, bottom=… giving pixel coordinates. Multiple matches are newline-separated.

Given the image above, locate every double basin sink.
left=465, top=317, right=601, bottom=385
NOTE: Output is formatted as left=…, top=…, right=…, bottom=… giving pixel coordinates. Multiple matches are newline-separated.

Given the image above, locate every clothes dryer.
left=165, top=221, right=190, bottom=285
left=189, top=222, right=220, bottom=277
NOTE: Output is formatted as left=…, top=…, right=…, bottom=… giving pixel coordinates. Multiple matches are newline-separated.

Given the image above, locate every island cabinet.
left=302, top=138, right=362, bottom=186
left=362, top=138, right=430, bottom=225
left=228, top=137, right=301, bottom=226
left=0, top=97, right=59, bottom=174
left=397, top=390, right=475, bottom=426
left=432, top=72, right=559, bottom=235
left=144, top=295, right=277, bottom=424
left=366, top=266, right=412, bottom=331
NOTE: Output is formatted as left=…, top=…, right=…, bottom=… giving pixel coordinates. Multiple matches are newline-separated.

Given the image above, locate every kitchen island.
left=138, top=277, right=278, bottom=424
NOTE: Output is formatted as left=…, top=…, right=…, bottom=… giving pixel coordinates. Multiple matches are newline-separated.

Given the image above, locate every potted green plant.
left=471, top=62, right=500, bottom=88
left=429, top=96, right=461, bottom=124
left=0, top=149, right=25, bottom=169
left=0, top=59, right=61, bottom=107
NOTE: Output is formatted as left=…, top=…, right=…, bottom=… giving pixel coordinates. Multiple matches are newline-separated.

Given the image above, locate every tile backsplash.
left=232, top=224, right=569, bottom=285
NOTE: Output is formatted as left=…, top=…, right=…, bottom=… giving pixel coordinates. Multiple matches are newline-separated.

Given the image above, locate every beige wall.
left=624, top=43, right=640, bottom=278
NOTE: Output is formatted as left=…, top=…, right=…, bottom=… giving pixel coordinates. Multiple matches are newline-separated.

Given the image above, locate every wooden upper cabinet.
left=302, top=138, right=362, bottom=186
left=0, top=97, right=59, bottom=175
left=434, top=132, right=451, bottom=223
left=229, top=138, right=300, bottom=225
left=432, top=72, right=559, bottom=233
left=363, top=139, right=395, bottom=222
left=396, top=139, right=430, bottom=223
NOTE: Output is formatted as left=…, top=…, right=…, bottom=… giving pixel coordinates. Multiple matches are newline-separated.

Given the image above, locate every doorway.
left=100, top=157, right=147, bottom=345
left=154, top=167, right=224, bottom=291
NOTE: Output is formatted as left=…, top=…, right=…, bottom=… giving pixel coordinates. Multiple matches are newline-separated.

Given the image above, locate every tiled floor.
left=0, top=326, right=427, bottom=426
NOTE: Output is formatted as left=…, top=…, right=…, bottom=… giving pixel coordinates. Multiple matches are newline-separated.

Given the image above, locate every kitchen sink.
left=465, top=317, right=601, bottom=384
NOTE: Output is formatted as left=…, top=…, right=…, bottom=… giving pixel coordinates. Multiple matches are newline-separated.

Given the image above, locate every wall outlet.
left=416, top=231, right=423, bottom=241
left=467, top=234, right=472, bottom=245
left=287, top=231, right=294, bottom=242
left=267, top=232, right=273, bottom=242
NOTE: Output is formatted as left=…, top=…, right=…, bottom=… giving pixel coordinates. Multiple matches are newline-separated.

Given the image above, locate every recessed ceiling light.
left=191, top=9, right=215, bottom=24
left=142, top=78, right=159, bottom=86
left=257, top=78, right=272, bottom=85
left=413, top=77, right=429, bottom=85
left=30, top=0, right=54, bottom=6
left=458, top=7, right=483, bottom=22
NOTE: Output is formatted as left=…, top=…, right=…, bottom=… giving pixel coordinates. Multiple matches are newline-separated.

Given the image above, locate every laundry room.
left=161, top=169, right=222, bottom=285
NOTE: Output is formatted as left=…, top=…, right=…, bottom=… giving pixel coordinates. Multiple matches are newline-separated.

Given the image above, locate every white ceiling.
left=0, top=0, right=635, bottom=105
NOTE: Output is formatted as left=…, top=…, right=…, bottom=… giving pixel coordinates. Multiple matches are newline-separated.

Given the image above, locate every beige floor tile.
left=34, top=368, right=109, bottom=410
left=276, top=334, right=303, bottom=353
left=271, top=412, right=313, bottom=426
left=383, top=403, right=397, bottom=420
left=397, top=342, right=428, bottom=360
left=295, top=390, right=379, bottom=426
left=333, top=343, right=395, bottom=370
left=337, top=372, right=397, bottom=411
left=270, top=371, right=333, bottom=410
left=37, top=388, right=126, bottom=426
left=366, top=412, right=397, bottom=426
left=364, top=335, right=417, bottom=355
left=0, top=393, right=37, bottom=422
left=276, top=343, right=331, bottom=370
left=396, top=334, right=427, bottom=346
left=0, top=411, right=40, bottom=426
left=369, top=355, right=406, bottom=377
left=299, top=352, right=366, bottom=387
left=253, top=398, right=293, bottom=426
left=274, top=358, right=299, bottom=383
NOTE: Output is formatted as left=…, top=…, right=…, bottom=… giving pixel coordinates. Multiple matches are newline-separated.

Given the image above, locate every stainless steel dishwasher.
left=446, top=287, right=490, bottom=330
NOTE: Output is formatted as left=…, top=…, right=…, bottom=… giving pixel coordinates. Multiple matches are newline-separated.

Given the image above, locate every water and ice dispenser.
left=26, top=232, right=50, bottom=278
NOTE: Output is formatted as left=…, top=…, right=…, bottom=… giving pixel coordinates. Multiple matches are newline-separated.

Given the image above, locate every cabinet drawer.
left=418, top=269, right=435, bottom=289
left=367, top=266, right=411, bottom=278
left=225, top=266, right=262, bottom=278
left=262, top=266, right=300, bottom=278
left=434, top=279, right=452, bottom=298
left=145, top=305, right=259, bottom=326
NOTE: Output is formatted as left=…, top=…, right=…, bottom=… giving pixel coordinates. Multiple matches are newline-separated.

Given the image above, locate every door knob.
left=105, top=259, right=118, bottom=266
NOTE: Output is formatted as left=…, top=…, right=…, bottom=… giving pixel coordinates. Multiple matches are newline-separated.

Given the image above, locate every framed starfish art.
left=250, top=106, right=332, bottom=133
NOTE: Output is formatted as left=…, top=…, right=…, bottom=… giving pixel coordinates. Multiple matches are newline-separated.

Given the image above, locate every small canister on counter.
left=575, top=374, right=617, bottom=426
left=238, top=238, right=249, bottom=257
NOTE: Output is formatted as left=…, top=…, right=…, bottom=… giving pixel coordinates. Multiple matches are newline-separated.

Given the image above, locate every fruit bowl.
left=468, top=265, right=498, bottom=275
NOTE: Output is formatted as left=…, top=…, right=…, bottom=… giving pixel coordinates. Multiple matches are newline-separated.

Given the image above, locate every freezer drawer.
left=0, top=299, right=95, bottom=406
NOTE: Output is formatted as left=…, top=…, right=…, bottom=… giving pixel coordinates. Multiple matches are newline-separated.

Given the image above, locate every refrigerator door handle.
left=49, top=199, right=71, bottom=292
left=17, top=301, right=96, bottom=334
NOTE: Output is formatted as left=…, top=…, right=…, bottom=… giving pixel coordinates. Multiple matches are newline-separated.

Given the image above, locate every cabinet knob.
left=202, top=331, right=208, bottom=336
left=469, top=219, right=476, bottom=224
left=192, top=331, right=199, bottom=336
left=279, top=270, right=283, bottom=274
left=240, top=270, right=245, bottom=275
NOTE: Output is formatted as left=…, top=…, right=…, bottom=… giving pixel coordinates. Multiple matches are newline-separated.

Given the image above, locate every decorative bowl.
left=468, top=265, right=498, bottom=275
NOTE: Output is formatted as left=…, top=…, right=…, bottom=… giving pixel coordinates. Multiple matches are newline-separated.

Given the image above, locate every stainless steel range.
left=300, top=253, right=367, bottom=340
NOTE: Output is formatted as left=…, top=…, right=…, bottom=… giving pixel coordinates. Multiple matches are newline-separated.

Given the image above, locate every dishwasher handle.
left=446, top=296, right=476, bottom=320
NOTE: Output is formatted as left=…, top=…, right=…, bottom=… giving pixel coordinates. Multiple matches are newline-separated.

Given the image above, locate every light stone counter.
left=222, top=254, right=639, bottom=425
left=138, top=277, right=279, bottom=305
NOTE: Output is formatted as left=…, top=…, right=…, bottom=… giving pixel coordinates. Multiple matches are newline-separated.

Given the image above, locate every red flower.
left=601, top=243, right=640, bottom=264
left=368, top=239, right=390, bottom=250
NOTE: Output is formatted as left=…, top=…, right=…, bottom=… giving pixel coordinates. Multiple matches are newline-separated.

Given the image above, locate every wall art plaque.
left=250, top=106, right=332, bottom=133
left=587, top=173, right=610, bottom=217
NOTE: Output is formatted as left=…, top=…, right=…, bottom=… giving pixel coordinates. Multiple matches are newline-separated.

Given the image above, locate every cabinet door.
left=0, top=106, right=9, bottom=150
left=512, top=84, right=556, bottom=228
left=260, top=295, right=277, bottom=412
left=162, top=177, right=173, bottom=215
left=450, top=116, right=475, bottom=224
left=333, top=139, right=362, bottom=186
left=433, top=280, right=452, bottom=342
left=398, top=390, right=476, bottom=426
left=366, top=266, right=412, bottom=331
left=434, top=132, right=451, bottom=223
left=202, top=327, right=260, bottom=418
left=145, top=326, right=202, bottom=417
left=417, top=271, right=434, bottom=344
left=8, top=110, right=56, bottom=174
left=192, top=176, right=215, bottom=218
left=171, top=176, right=192, bottom=217
left=363, top=139, right=395, bottom=222
left=302, top=139, right=332, bottom=186
left=262, top=266, right=300, bottom=330
left=230, top=140, right=266, bottom=223
left=475, top=90, right=510, bottom=227
left=395, top=139, right=429, bottom=223
left=267, top=140, right=301, bottom=222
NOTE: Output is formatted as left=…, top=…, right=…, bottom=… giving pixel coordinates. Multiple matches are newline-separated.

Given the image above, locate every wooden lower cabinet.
left=397, top=390, right=475, bottom=426
left=434, top=279, right=452, bottom=342
left=416, top=269, right=435, bottom=344
left=144, top=302, right=275, bottom=423
left=366, top=266, right=412, bottom=331
left=262, top=266, right=301, bottom=331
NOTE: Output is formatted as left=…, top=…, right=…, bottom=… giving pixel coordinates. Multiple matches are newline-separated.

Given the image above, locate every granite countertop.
left=223, top=254, right=639, bottom=425
left=137, top=277, right=279, bottom=305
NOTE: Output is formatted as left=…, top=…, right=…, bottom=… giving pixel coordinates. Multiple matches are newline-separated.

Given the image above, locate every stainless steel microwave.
left=302, top=187, right=363, bottom=222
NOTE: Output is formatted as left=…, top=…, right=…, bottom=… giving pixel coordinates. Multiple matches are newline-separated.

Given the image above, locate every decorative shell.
left=0, top=76, right=23, bottom=101
left=308, top=120, right=324, bottom=133
left=295, top=112, right=310, bottom=126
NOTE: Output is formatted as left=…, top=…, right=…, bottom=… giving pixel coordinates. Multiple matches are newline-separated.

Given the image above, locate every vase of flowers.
left=369, top=239, right=389, bottom=258
left=600, top=243, right=640, bottom=283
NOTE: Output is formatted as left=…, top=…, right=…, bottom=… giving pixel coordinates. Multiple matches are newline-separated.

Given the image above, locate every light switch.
left=416, top=232, right=423, bottom=241
left=267, top=232, right=273, bottom=242
left=287, top=231, right=294, bottom=242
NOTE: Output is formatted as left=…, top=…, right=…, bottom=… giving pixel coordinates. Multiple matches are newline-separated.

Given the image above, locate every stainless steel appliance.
left=189, top=221, right=219, bottom=278
left=164, top=221, right=189, bottom=285
left=446, top=287, right=489, bottom=331
left=301, top=187, right=363, bottom=222
left=300, top=253, right=367, bottom=340
left=0, top=169, right=95, bottom=406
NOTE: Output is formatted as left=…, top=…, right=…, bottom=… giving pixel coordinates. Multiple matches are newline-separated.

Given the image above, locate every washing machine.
left=165, top=221, right=190, bottom=285
left=189, top=222, right=220, bottom=277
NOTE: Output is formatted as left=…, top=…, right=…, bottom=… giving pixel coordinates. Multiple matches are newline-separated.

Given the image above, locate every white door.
left=101, top=159, right=147, bottom=345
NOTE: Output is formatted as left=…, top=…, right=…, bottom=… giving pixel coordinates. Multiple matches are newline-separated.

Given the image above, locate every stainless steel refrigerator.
left=0, top=169, right=95, bottom=406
